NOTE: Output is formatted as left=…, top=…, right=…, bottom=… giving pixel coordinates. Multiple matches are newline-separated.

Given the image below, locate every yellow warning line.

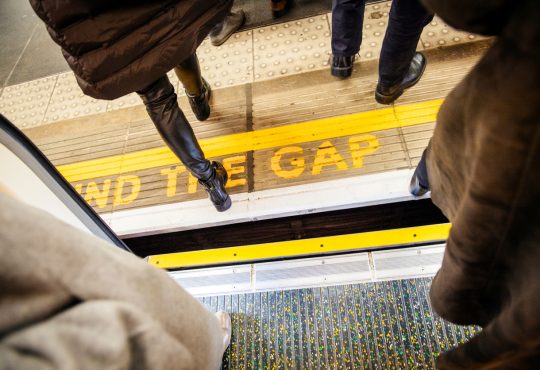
left=58, top=99, right=443, bottom=182
left=147, top=223, right=450, bottom=269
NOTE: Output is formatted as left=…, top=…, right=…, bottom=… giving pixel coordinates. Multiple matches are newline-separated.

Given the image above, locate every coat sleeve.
left=0, top=300, right=195, bottom=370
left=421, top=0, right=516, bottom=35
left=0, top=193, right=224, bottom=370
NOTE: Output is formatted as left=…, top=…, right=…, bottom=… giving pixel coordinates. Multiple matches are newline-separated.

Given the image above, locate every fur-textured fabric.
left=29, top=0, right=232, bottom=100
left=421, top=0, right=540, bottom=368
left=0, top=194, right=223, bottom=370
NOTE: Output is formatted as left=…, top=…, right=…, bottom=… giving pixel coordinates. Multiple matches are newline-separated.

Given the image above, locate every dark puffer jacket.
left=421, top=0, right=540, bottom=368
left=29, top=0, right=232, bottom=99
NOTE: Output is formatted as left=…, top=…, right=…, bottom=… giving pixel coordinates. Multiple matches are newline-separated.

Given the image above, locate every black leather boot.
left=375, top=52, right=427, bottom=105
left=186, top=78, right=211, bottom=121
left=331, top=55, right=355, bottom=78
left=409, top=149, right=430, bottom=196
left=199, top=161, right=232, bottom=212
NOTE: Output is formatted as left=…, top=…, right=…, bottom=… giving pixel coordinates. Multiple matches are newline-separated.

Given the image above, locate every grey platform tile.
left=7, top=22, right=70, bottom=86
left=0, top=0, right=39, bottom=87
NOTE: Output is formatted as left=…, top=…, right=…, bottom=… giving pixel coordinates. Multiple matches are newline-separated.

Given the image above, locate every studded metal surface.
left=202, top=277, right=480, bottom=370
left=421, top=17, right=486, bottom=49
left=198, top=29, right=254, bottom=88
left=253, top=15, right=331, bottom=81
left=43, top=72, right=108, bottom=123
left=1, top=0, right=489, bottom=130
left=0, top=76, right=57, bottom=128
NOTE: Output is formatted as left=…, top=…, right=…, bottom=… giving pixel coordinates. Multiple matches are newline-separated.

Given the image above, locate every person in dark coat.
left=409, top=0, right=540, bottom=367
left=29, top=0, right=245, bottom=212
left=331, top=0, right=433, bottom=104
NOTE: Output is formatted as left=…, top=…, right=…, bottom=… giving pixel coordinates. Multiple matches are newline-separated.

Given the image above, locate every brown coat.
left=422, top=0, right=540, bottom=368
left=29, top=0, right=233, bottom=100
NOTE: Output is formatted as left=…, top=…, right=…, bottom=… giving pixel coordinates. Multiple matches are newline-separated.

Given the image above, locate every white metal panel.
left=109, top=169, right=429, bottom=237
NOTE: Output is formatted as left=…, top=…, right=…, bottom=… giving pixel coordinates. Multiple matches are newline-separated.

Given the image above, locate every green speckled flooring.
left=201, top=277, right=480, bottom=369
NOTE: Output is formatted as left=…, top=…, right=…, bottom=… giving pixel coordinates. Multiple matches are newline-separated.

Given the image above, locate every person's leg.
left=137, top=76, right=231, bottom=211
left=174, top=54, right=211, bottom=121
left=376, top=0, right=433, bottom=103
left=330, top=0, right=365, bottom=77
left=410, top=147, right=430, bottom=196
left=138, top=76, right=212, bottom=180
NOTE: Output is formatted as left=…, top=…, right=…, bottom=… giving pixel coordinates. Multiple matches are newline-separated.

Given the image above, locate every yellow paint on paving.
left=58, top=99, right=443, bottom=182
left=147, top=223, right=451, bottom=269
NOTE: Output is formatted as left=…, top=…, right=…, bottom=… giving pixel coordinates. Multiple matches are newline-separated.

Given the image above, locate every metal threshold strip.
left=147, top=223, right=451, bottom=270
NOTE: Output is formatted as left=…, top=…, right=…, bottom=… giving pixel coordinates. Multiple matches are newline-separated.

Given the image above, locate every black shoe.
left=331, top=55, right=355, bottom=78
left=186, top=78, right=211, bottom=121
left=375, top=52, right=427, bottom=105
left=409, top=148, right=430, bottom=196
left=271, top=0, right=291, bottom=19
left=209, top=11, right=246, bottom=47
left=199, top=161, right=232, bottom=212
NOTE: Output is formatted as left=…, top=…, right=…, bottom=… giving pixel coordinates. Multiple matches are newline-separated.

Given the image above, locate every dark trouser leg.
left=378, top=0, right=433, bottom=87
left=174, top=54, right=204, bottom=96
left=137, top=76, right=212, bottom=180
left=416, top=148, right=429, bottom=188
left=331, top=0, right=366, bottom=57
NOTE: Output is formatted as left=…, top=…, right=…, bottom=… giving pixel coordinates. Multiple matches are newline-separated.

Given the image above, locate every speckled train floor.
left=200, top=277, right=480, bottom=369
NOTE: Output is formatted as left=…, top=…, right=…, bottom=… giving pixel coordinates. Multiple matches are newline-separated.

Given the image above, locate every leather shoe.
left=409, top=167, right=430, bottom=197
left=209, top=11, right=246, bottom=47
left=331, top=55, right=355, bottom=78
left=409, top=149, right=430, bottom=196
left=199, top=161, right=232, bottom=212
left=271, top=0, right=291, bottom=19
left=375, top=52, right=427, bottom=105
left=186, top=78, right=211, bottom=121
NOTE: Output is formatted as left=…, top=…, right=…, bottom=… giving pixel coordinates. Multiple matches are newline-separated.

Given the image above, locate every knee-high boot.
left=137, top=76, right=231, bottom=211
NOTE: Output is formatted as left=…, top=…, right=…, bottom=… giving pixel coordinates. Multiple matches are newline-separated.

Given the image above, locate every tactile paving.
left=44, top=72, right=108, bottom=123
left=253, top=15, right=331, bottom=82
left=198, top=29, right=254, bottom=88
left=421, top=16, right=487, bottom=49
left=200, top=277, right=480, bottom=370
left=0, top=76, right=57, bottom=128
left=3, top=0, right=490, bottom=132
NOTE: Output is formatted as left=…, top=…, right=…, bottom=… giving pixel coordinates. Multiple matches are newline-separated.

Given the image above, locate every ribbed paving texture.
left=200, top=277, right=480, bottom=369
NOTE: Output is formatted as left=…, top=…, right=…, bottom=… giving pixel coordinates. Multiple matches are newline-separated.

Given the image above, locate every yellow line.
left=58, top=99, right=442, bottom=182
left=147, top=223, right=450, bottom=269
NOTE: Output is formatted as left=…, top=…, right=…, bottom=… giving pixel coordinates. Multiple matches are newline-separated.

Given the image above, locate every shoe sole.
left=210, top=14, right=246, bottom=47
left=375, top=55, right=427, bottom=105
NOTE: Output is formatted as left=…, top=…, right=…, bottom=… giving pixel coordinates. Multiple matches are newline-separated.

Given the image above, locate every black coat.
left=30, top=0, right=233, bottom=99
left=422, top=0, right=540, bottom=368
